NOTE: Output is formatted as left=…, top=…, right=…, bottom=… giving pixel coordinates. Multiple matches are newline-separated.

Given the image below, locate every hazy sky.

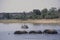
left=0, top=0, right=60, bottom=12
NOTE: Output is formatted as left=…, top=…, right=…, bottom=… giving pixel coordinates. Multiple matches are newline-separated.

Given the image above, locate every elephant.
left=29, top=30, right=42, bottom=34
left=14, top=31, right=28, bottom=34
left=21, top=25, right=28, bottom=29
left=29, top=31, right=37, bottom=34
left=43, top=29, right=58, bottom=34
left=37, top=31, right=42, bottom=34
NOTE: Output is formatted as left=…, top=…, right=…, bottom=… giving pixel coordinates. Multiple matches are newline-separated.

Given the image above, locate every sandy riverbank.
left=0, top=19, right=60, bottom=24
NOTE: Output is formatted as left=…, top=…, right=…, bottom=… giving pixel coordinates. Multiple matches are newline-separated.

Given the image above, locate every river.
left=0, top=23, right=60, bottom=40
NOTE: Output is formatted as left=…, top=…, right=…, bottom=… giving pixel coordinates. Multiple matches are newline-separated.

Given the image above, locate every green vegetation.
left=0, top=7, right=60, bottom=20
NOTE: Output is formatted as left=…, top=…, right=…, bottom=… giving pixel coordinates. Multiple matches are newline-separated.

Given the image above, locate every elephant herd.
left=14, top=29, right=58, bottom=34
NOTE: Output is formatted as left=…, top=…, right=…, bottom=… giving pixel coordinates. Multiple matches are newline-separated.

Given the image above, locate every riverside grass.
left=0, top=19, right=60, bottom=24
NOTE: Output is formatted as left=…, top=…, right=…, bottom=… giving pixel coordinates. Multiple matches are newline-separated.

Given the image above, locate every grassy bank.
left=0, top=19, right=60, bottom=24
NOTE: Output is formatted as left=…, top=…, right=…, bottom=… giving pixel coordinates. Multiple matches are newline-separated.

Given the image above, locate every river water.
left=0, top=23, right=60, bottom=40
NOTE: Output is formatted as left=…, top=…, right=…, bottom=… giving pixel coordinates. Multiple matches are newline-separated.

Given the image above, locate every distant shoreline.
left=0, top=19, right=60, bottom=24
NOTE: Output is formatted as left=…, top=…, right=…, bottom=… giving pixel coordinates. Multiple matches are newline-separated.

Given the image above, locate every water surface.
left=0, top=23, right=60, bottom=40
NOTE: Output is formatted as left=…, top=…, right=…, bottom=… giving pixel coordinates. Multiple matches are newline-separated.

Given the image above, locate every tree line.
left=0, top=7, right=60, bottom=19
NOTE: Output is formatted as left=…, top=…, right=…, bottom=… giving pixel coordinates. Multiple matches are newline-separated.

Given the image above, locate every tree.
left=58, top=9, right=60, bottom=13
left=41, top=8, right=48, bottom=13
left=41, top=8, right=48, bottom=18
left=48, top=7, right=59, bottom=19
left=33, top=9, right=41, bottom=15
left=3, top=13, right=10, bottom=19
left=57, top=9, right=60, bottom=18
left=20, top=12, right=28, bottom=20
left=49, top=7, right=57, bottom=13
